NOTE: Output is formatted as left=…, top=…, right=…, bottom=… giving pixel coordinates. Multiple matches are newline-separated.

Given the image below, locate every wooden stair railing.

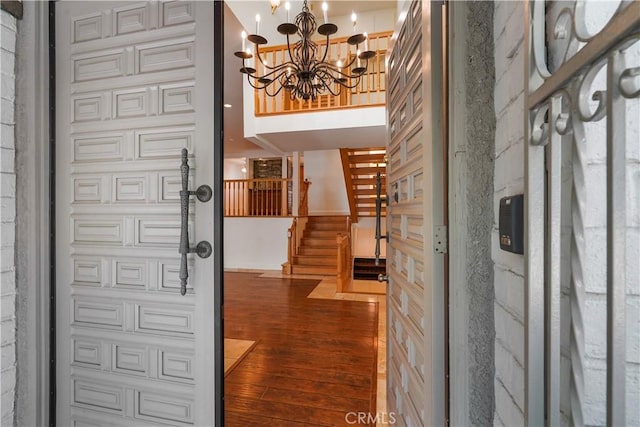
left=299, top=179, right=311, bottom=217
left=224, top=178, right=292, bottom=217
left=340, top=148, right=387, bottom=222
left=284, top=216, right=308, bottom=274
left=336, top=231, right=352, bottom=293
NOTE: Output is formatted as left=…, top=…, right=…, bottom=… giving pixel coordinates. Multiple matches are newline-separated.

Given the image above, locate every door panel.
left=386, top=1, right=446, bottom=425
left=55, top=2, right=215, bottom=425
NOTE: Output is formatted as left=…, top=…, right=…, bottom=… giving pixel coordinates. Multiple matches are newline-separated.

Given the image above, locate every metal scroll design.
left=528, top=30, right=639, bottom=425
left=530, top=0, right=636, bottom=89
left=179, top=148, right=213, bottom=296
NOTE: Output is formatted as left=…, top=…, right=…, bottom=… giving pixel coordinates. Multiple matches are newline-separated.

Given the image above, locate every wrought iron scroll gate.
left=525, top=1, right=639, bottom=425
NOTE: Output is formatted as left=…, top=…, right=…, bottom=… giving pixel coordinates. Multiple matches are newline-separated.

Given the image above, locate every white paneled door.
left=386, top=0, right=446, bottom=425
left=55, top=2, right=216, bottom=425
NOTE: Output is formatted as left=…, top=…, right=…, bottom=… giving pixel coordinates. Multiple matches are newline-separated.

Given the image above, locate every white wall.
left=0, top=9, right=16, bottom=426
left=224, top=218, right=291, bottom=270
left=352, top=217, right=386, bottom=258
left=329, top=8, right=396, bottom=38
left=224, top=158, right=247, bottom=180
left=303, top=149, right=349, bottom=215
left=492, top=2, right=526, bottom=425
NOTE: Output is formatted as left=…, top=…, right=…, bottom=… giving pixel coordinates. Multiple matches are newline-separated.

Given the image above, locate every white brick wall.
left=0, top=9, right=16, bottom=426
left=493, top=1, right=525, bottom=425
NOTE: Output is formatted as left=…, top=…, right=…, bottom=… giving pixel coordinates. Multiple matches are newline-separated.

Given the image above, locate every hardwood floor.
left=224, top=272, right=379, bottom=426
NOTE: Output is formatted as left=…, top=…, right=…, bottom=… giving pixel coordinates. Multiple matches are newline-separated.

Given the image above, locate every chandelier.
left=234, top=0, right=375, bottom=101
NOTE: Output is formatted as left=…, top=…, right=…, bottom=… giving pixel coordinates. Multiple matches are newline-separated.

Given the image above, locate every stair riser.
left=298, top=248, right=337, bottom=256
left=307, top=216, right=347, bottom=227
left=291, top=266, right=336, bottom=275
left=301, top=239, right=337, bottom=247
left=306, top=225, right=348, bottom=232
left=293, top=257, right=337, bottom=266
left=303, top=231, right=344, bottom=239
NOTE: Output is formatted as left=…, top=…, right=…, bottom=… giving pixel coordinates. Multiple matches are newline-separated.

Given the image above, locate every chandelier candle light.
left=235, top=0, right=375, bottom=101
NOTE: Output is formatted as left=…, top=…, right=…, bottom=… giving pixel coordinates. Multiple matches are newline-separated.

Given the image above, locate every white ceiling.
left=223, top=1, right=395, bottom=158
left=256, top=125, right=387, bottom=153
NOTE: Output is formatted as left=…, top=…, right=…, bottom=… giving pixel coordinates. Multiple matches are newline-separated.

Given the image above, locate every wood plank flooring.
left=224, top=272, right=379, bottom=426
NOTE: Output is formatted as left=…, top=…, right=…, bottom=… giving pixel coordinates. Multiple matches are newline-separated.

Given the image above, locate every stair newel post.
left=286, top=217, right=297, bottom=275
left=337, top=233, right=344, bottom=292
left=347, top=216, right=352, bottom=279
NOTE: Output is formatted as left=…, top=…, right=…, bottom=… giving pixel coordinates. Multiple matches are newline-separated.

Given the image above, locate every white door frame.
left=12, top=2, right=224, bottom=425
left=13, top=2, right=52, bottom=425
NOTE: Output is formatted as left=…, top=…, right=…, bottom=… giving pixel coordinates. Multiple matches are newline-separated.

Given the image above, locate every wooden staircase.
left=290, top=216, right=350, bottom=276
left=340, top=148, right=387, bottom=222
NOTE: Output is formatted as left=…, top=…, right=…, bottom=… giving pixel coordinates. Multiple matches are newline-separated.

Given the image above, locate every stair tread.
left=350, top=166, right=386, bottom=175
left=356, top=199, right=382, bottom=205
left=345, top=147, right=385, bottom=155
left=354, top=181, right=385, bottom=185
left=354, top=188, right=385, bottom=195
left=348, top=154, right=387, bottom=163
left=358, top=207, right=385, bottom=212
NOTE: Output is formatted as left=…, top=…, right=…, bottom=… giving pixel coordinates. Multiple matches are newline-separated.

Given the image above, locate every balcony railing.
left=253, top=30, right=393, bottom=116
left=224, top=178, right=292, bottom=217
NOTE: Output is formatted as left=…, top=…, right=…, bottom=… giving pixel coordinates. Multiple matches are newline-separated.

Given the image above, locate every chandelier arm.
left=322, top=80, right=342, bottom=96
left=337, top=77, right=362, bottom=90
left=284, top=33, right=298, bottom=70
left=253, top=45, right=280, bottom=72
left=311, top=71, right=337, bottom=97
left=264, top=76, right=290, bottom=97
left=246, top=68, right=288, bottom=90
left=316, top=69, right=354, bottom=93
left=255, top=62, right=297, bottom=80
left=245, top=74, right=265, bottom=90
left=333, top=53, right=358, bottom=71
left=318, top=33, right=331, bottom=65
left=254, top=47, right=300, bottom=74
left=316, top=63, right=360, bottom=83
